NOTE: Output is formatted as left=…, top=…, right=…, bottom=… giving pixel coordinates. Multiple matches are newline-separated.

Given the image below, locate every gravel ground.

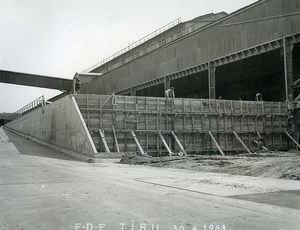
left=119, top=150, right=300, bottom=180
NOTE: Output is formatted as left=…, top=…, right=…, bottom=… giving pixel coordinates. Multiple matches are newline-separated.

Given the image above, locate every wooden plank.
left=233, top=131, right=252, bottom=154
left=100, top=92, right=115, bottom=109
left=208, top=131, right=225, bottom=156
left=171, top=131, right=187, bottom=156
left=130, top=131, right=147, bottom=156
left=285, top=131, right=300, bottom=149
left=145, top=113, right=149, bottom=151
left=192, top=115, right=195, bottom=150
left=99, top=129, right=111, bottom=153
left=157, top=131, right=173, bottom=156
left=112, top=125, right=120, bottom=153
left=256, top=132, right=268, bottom=150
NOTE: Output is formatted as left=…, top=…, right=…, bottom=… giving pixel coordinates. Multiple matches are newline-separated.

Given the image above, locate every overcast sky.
left=0, top=0, right=257, bottom=112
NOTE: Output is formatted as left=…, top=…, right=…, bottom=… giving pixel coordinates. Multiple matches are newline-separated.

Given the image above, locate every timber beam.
left=283, top=37, right=294, bottom=101
left=99, top=129, right=111, bottom=153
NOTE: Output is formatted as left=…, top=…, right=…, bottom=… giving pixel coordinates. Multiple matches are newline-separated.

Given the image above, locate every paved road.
left=1, top=129, right=300, bottom=230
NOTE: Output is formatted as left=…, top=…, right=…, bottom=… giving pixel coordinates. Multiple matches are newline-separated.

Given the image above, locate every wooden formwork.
left=75, top=94, right=292, bottom=156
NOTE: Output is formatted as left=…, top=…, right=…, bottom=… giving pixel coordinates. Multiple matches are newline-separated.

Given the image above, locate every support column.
left=130, top=87, right=136, bottom=96
left=164, top=76, right=171, bottom=92
left=208, top=62, right=216, bottom=99
left=283, top=37, right=294, bottom=101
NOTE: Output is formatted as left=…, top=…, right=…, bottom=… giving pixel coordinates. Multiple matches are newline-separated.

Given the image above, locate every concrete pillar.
left=208, top=62, right=216, bottom=99
left=283, top=37, right=294, bottom=101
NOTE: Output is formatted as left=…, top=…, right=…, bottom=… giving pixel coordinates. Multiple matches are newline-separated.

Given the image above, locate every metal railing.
left=83, top=17, right=214, bottom=75
left=8, top=95, right=46, bottom=120
left=84, top=17, right=181, bottom=73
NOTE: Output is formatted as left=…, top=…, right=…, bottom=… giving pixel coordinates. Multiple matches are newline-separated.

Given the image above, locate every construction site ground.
left=1, top=128, right=300, bottom=229
left=119, top=150, right=300, bottom=181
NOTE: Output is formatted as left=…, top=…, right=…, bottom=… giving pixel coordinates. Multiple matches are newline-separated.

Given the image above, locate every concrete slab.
left=0, top=143, right=19, bottom=155
left=230, top=190, right=300, bottom=210
left=5, top=95, right=97, bottom=158
left=134, top=171, right=300, bottom=196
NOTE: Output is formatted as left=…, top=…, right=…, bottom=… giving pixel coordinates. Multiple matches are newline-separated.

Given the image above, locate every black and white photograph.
left=1, top=0, right=300, bottom=229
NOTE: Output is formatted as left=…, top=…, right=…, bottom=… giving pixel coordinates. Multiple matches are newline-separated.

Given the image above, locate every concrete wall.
left=5, top=95, right=97, bottom=157
left=81, top=0, right=300, bottom=95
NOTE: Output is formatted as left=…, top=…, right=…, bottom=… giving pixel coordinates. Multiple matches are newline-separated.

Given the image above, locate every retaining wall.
left=5, top=95, right=97, bottom=158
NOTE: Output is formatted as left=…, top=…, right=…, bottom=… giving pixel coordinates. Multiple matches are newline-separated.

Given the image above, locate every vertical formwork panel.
left=74, top=94, right=291, bottom=154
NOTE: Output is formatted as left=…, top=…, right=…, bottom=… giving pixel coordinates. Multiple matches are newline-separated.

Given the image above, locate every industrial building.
left=2, top=2, right=300, bottom=230
left=77, top=0, right=300, bottom=102
left=2, top=0, right=300, bottom=161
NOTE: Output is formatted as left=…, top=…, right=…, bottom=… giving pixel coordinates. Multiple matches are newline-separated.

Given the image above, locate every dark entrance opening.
left=216, top=49, right=285, bottom=101
left=170, top=71, right=209, bottom=98
left=136, top=83, right=164, bottom=97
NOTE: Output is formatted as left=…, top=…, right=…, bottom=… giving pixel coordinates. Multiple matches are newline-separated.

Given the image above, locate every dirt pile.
left=119, top=151, right=300, bottom=181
